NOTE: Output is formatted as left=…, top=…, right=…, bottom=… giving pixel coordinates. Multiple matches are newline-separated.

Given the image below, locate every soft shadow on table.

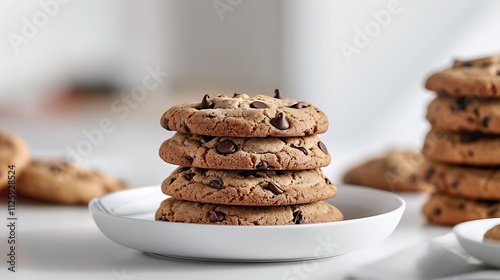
left=19, top=228, right=333, bottom=276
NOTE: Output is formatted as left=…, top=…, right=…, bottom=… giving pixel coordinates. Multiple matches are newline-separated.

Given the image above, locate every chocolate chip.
left=270, top=113, right=290, bottom=130
left=452, top=98, right=468, bottom=111
left=267, top=182, right=284, bottom=194
left=304, top=129, right=311, bottom=136
left=467, top=150, right=475, bottom=157
left=233, top=93, right=242, bottom=97
left=318, top=141, right=328, bottom=154
left=185, top=173, right=195, bottom=180
left=217, top=140, right=237, bottom=154
left=433, top=207, right=442, bottom=216
left=177, top=167, right=190, bottom=173
left=289, top=102, right=307, bottom=109
left=425, top=168, right=435, bottom=181
left=325, top=178, right=332, bottom=184
left=250, top=101, right=268, bottom=109
left=186, top=156, right=193, bottom=163
left=208, top=179, right=222, bottom=190
left=458, top=202, right=466, bottom=210
left=291, top=144, right=308, bottom=155
left=196, top=202, right=205, bottom=208
left=274, top=89, right=282, bottom=99
left=293, top=210, right=304, bottom=224
left=451, top=180, right=460, bottom=189
left=209, top=210, right=225, bottom=222
left=482, top=117, right=491, bottom=128
left=256, top=161, right=269, bottom=170
left=168, top=178, right=176, bottom=185
left=196, top=94, right=214, bottom=110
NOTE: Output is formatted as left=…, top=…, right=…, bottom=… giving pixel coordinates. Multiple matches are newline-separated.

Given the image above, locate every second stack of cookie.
left=155, top=91, right=343, bottom=225
left=421, top=55, right=500, bottom=226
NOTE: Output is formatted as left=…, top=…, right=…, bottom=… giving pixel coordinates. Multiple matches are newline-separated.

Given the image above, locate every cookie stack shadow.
left=155, top=91, right=343, bottom=225
left=421, top=55, right=500, bottom=226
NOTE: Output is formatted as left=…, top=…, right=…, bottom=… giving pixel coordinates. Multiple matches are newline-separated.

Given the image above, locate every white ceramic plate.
left=89, top=185, right=405, bottom=262
left=454, top=218, right=500, bottom=268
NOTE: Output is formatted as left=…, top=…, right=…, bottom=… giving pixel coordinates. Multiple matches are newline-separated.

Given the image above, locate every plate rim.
left=453, top=218, right=500, bottom=249
left=89, top=184, right=406, bottom=230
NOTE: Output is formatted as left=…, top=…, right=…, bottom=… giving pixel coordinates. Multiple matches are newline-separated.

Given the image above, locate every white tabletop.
left=0, top=191, right=453, bottom=280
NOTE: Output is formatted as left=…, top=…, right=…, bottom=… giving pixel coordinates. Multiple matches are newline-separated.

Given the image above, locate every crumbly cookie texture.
left=423, top=129, right=500, bottom=166
left=420, top=161, right=500, bottom=200
left=422, top=192, right=500, bottom=226
left=155, top=198, right=343, bottom=225
left=425, top=55, right=500, bottom=97
left=16, top=160, right=129, bottom=205
left=0, top=131, right=30, bottom=190
left=160, top=93, right=329, bottom=137
left=162, top=167, right=336, bottom=206
left=159, top=132, right=330, bottom=170
left=426, top=95, right=500, bottom=134
left=342, top=151, right=428, bottom=192
left=484, top=224, right=500, bottom=242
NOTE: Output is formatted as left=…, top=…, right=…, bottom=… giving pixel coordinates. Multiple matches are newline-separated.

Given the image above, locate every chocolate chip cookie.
left=427, top=95, right=500, bottom=134
left=155, top=197, right=343, bottom=225
left=420, top=161, right=500, bottom=200
left=0, top=131, right=30, bottom=190
left=162, top=167, right=336, bottom=206
left=423, top=192, right=500, bottom=226
left=342, top=151, right=429, bottom=192
left=425, top=55, right=500, bottom=97
left=160, top=92, right=328, bottom=137
left=484, top=224, right=500, bottom=242
left=159, top=132, right=330, bottom=170
left=17, top=160, right=129, bottom=204
left=423, top=129, right=500, bottom=166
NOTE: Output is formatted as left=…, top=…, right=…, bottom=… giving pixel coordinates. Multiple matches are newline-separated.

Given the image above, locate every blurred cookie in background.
left=342, top=150, right=430, bottom=192
left=17, top=160, right=129, bottom=205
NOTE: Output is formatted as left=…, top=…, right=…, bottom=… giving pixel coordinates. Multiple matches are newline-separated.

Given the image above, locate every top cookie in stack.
left=155, top=90, right=343, bottom=225
left=421, top=55, right=500, bottom=226
left=160, top=90, right=329, bottom=137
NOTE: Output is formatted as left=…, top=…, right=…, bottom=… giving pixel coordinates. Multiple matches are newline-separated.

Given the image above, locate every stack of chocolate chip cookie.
left=420, top=55, right=500, bottom=226
left=155, top=91, right=343, bottom=225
